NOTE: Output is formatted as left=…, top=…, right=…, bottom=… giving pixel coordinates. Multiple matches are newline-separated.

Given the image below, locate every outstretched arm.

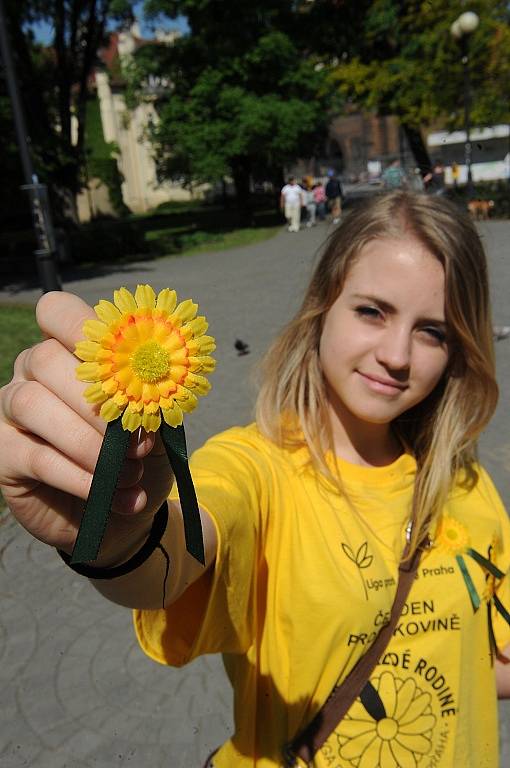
left=496, top=643, right=510, bottom=698
left=0, top=291, right=217, bottom=610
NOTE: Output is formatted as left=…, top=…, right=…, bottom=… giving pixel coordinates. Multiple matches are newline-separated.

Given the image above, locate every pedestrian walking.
left=325, top=169, right=343, bottom=224
left=313, top=181, right=327, bottom=221
left=381, top=158, right=407, bottom=190
left=280, top=176, right=304, bottom=233
left=451, top=161, right=460, bottom=188
left=1, top=191, right=510, bottom=768
left=424, top=159, right=446, bottom=196
left=303, top=179, right=317, bottom=228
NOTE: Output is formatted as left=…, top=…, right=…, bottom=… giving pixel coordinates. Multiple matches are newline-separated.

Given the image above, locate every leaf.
left=341, top=543, right=356, bottom=562
left=356, top=542, right=369, bottom=565
left=359, top=555, right=374, bottom=569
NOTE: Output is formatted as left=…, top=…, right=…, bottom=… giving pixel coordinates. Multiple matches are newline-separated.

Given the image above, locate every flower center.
left=446, top=529, right=458, bottom=540
left=376, top=717, right=398, bottom=740
left=131, top=341, right=171, bottom=382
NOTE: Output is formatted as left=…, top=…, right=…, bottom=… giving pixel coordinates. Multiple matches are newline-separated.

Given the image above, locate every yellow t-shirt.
left=134, top=424, right=510, bottom=767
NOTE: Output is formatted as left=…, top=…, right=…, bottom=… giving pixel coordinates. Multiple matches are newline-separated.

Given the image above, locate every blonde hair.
left=256, top=191, right=498, bottom=556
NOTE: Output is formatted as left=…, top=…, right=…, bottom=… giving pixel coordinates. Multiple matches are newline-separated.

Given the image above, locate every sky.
left=29, top=4, right=189, bottom=45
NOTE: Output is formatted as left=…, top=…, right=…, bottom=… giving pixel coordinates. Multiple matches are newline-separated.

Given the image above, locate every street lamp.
left=0, top=0, right=61, bottom=292
left=450, top=11, right=479, bottom=198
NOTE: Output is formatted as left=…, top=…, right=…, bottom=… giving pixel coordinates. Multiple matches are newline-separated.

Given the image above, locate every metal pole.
left=0, top=0, right=61, bottom=292
left=461, top=37, right=474, bottom=198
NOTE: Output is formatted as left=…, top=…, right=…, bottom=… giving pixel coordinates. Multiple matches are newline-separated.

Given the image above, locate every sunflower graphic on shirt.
left=336, top=671, right=436, bottom=767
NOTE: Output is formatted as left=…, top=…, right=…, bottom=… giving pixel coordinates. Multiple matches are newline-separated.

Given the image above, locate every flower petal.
left=189, top=355, right=215, bottom=373
left=188, top=334, right=216, bottom=355
left=113, top=287, right=137, bottom=314
left=162, top=402, right=183, bottom=427
left=76, top=362, right=100, bottom=381
left=399, top=692, right=431, bottom=725
left=102, top=377, right=119, bottom=395
left=83, top=319, right=109, bottom=342
left=158, top=379, right=177, bottom=398
left=83, top=382, right=108, bottom=404
left=394, top=733, right=430, bottom=755
left=170, top=299, right=198, bottom=326
left=389, top=739, right=417, bottom=768
left=75, top=341, right=100, bottom=362
left=100, top=398, right=123, bottom=422
left=377, top=671, right=397, bottom=718
left=393, top=678, right=417, bottom=721
left=113, top=391, right=128, bottom=407
left=156, top=288, right=177, bottom=314
left=184, top=372, right=211, bottom=395
left=122, top=409, right=142, bottom=431
left=95, top=299, right=122, bottom=325
left=358, top=739, right=383, bottom=768
left=142, top=383, right=160, bottom=402
left=380, top=740, right=398, bottom=768
left=169, top=364, right=188, bottom=384
left=116, top=366, right=135, bottom=386
left=175, top=389, right=198, bottom=413
left=141, top=408, right=161, bottom=432
left=340, top=729, right=378, bottom=760
left=337, top=718, right=375, bottom=739
left=162, top=332, right=186, bottom=353
left=169, top=347, right=189, bottom=366
left=135, top=284, right=156, bottom=309
left=399, top=714, right=436, bottom=736
left=126, top=378, right=143, bottom=399
left=181, top=316, right=208, bottom=339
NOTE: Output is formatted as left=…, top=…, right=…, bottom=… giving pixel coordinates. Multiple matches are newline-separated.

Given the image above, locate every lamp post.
left=0, top=0, right=61, bottom=292
left=450, top=11, right=479, bottom=198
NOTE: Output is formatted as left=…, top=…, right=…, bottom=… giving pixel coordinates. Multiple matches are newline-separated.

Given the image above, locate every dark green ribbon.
left=71, top=414, right=204, bottom=566
left=494, top=593, right=510, bottom=625
left=160, top=420, right=204, bottom=565
left=467, top=547, right=505, bottom=580
left=456, top=554, right=481, bottom=611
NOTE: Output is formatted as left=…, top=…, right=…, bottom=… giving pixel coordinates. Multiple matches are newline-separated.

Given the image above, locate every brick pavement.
left=1, top=219, right=509, bottom=766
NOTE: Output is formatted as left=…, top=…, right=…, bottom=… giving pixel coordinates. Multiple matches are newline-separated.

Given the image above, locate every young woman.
left=1, top=192, right=509, bottom=767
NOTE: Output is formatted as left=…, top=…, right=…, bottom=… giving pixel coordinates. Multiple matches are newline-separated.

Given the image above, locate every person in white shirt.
left=280, top=177, right=304, bottom=232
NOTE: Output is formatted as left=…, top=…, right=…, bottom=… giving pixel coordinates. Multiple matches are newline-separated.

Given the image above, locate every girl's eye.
left=422, top=326, right=447, bottom=343
left=355, top=306, right=382, bottom=320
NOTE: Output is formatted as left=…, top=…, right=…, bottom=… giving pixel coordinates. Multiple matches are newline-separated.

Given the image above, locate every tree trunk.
left=272, top=166, right=285, bottom=213
left=401, top=124, right=432, bottom=177
left=231, top=156, right=254, bottom=225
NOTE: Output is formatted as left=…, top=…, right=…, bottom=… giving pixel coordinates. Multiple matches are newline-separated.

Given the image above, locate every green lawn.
left=66, top=197, right=282, bottom=266
left=3, top=197, right=283, bottom=278
left=0, top=305, right=41, bottom=513
left=0, top=305, right=41, bottom=387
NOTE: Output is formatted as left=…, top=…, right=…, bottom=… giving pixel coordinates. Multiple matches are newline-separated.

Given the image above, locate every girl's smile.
left=319, top=235, right=450, bottom=461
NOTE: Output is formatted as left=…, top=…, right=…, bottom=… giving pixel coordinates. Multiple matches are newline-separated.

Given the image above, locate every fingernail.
left=133, top=488, right=147, bottom=514
left=113, top=487, right=146, bottom=515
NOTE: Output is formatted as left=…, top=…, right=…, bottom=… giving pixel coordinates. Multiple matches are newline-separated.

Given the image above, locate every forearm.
left=85, top=501, right=217, bottom=610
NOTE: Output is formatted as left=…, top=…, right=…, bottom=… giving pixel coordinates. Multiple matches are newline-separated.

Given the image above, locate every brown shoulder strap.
left=283, top=542, right=424, bottom=767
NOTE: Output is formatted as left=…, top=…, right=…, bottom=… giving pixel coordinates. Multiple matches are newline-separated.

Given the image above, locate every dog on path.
left=468, top=199, right=495, bottom=220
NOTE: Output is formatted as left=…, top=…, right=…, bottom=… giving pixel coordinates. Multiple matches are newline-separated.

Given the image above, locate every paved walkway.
left=1, top=219, right=509, bottom=766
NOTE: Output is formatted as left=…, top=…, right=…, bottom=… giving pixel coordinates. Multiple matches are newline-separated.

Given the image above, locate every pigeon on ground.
left=493, top=326, right=510, bottom=341
left=234, top=339, right=250, bottom=356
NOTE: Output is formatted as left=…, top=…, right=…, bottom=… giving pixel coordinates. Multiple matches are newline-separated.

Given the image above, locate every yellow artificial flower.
left=434, top=515, right=470, bottom=556
left=75, top=285, right=215, bottom=432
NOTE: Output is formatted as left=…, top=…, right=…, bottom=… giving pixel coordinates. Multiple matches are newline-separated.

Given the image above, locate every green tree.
left=301, top=0, right=510, bottom=174
left=2, top=0, right=134, bottom=222
left=126, top=0, right=337, bottom=216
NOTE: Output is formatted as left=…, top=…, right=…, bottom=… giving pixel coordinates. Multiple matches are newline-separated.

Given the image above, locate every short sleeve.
left=478, top=469, right=510, bottom=650
left=134, top=426, right=269, bottom=667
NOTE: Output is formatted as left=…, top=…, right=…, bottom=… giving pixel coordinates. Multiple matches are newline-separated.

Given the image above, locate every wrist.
left=58, top=502, right=169, bottom=580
